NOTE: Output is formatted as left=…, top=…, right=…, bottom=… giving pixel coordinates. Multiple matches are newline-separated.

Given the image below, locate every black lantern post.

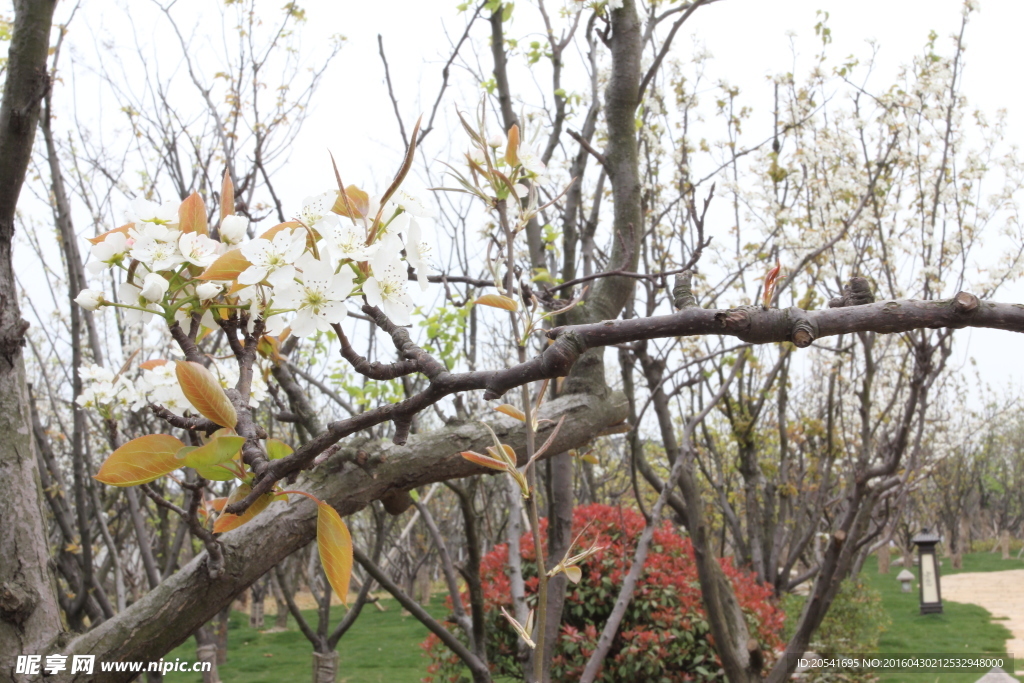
left=911, top=528, right=943, bottom=615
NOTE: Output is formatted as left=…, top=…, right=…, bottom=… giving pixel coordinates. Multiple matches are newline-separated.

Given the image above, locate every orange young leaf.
left=486, top=444, right=518, bottom=468
left=494, top=403, right=526, bottom=422
left=257, top=335, right=282, bottom=361
left=198, top=249, right=252, bottom=282
left=220, top=170, right=234, bottom=221
left=87, top=223, right=133, bottom=245
left=208, top=497, right=228, bottom=512
left=213, top=484, right=274, bottom=533
left=258, top=221, right=303, bottom=241
left=474, top=294, right=518, bottom=311
left=505, top=124, right=520, bottom=167
left=762, top=260, right=782, bottom=309
left=331, top=185, right=370, bottom=219
left=139, top=359, right=168, bottom=370
left=460, top=450, right=508, bottom=472
left=94, top=433, right=185, bottom=487
left=317, top=501, right=354, bottom=606
left=175, top=361, right=238, bottom=428
left=178, top=191, right=209, bottom=235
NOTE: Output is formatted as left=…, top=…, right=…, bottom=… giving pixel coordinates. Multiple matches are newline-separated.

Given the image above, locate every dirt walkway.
left=940, top=569, right=1024, bottom=675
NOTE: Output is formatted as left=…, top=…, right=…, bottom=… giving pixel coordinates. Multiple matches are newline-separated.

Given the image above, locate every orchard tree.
left=4, top=2, right=1024, bottom=683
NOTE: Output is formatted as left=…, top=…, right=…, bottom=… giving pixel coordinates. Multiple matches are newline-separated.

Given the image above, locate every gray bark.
left=0, top=2, right=63, bottom=679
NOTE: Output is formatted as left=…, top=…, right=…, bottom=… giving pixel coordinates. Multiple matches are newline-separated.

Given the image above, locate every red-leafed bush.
left=422, top=503, right=784, bottom=682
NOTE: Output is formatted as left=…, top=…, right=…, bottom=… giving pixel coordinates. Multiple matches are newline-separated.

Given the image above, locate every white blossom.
left=139, top=273, right=170, bottom=303
left=299, top=191, right=339, bottom=230
left=135, top=363, right=194, bottom=413
left=178, top=232, right=220, bottom=268
left=273, top=253, right=355, bottom=337
left=129, top=224, right=185, bottom=272
left=404, top=217, right=434, bottom=291
left=76, top=365, right=138, bottom=416
left=363, top=235, right=414, bottom=325
left=196, top=282, right=223, bottom=300
left=87, top=232, right=130, bottom=274
left=394, top=190, right=435, bottom=219
left=126, top=198, right=179, bottom=225
left=318, top=214, right=376, bottom=262
left=238, top=228, right=306, bottom=287
left=117, top=281, right=163, bottom=325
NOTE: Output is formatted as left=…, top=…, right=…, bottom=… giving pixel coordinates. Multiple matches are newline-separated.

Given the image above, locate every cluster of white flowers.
left=75, top=365, right=139, bottom=418
left=75, top=189, right=437, bottom=335
left=77, top=359, right=269, bottom=417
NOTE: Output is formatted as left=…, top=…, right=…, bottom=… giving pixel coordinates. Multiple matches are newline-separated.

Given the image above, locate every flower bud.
left=220, top=214, right=249, bottom=245
left=139, top=273, right=170, bottom=303
left=74, top=289, right=105, bottom=311
left=196, top=282, right=223, bottom=300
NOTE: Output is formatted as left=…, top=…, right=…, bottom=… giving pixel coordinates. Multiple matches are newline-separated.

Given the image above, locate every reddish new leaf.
left=317, top=501, right=354, bottom=606
left=220, top=170, right=234, bottom=222
left=198, top=249, right=252, bottom=282
left=331, top=185, right=370, bottom=219
left=475, top=294, right=518, bottom=311
left=94, top=434, right=185, bottom=487
left=175, top=361, right=238, bottom=428
left=494, top=404, right=526, bottom=422
left=461, top=450, right=508, bottom=471
left=505, top=124, right=520, bottom=167
left=87, top=223, right=133, bottom=245
left=213, top=484, right=273, bottom=533
left=179, top=191, right=209, bottom=235
left=762, top=260, right=782, bottom=309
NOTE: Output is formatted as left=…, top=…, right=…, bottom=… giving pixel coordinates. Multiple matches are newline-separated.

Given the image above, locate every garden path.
left=942, top=569, right=1024, bottom=677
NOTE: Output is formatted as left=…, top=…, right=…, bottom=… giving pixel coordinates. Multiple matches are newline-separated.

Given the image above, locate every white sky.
left=8, top=0, right=1024, bottom=400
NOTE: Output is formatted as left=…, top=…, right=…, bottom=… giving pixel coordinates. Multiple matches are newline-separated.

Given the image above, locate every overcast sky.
left=8, top=0, right=1024, bottom=401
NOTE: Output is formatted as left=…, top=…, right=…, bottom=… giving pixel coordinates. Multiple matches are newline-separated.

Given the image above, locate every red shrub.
left=422, top=503, right=783, bottom=682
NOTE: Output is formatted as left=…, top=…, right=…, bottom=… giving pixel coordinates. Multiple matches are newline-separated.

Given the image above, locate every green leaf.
left=178, top=431, right=245, bottom=468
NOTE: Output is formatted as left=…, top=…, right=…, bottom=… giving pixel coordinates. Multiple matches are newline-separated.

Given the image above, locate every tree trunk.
left=194, top=626, right=221, bottom=683
left=0, top=2, right=64, bottom=677
left=249, top=597, right=264, bottom=629
left=215, top=605, right=230, bottom=665
left=250, top=578, right=267, bottom=629
left=413, top=565, right=431, bottom=606
left=877, top=545, right=890, bottom=574
left=312, top=651, right=338, bottom=683
left=272, top=571, right=290, bottom=630
left=1001, top=530, right=1011, bottom=560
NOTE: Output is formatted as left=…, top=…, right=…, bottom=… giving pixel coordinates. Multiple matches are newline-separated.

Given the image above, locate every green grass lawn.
left=863, top=551, right=1023, bottom=683
left=162, top=597, right=449, bottom=682
left=157, top=552, right=1024, bottom=682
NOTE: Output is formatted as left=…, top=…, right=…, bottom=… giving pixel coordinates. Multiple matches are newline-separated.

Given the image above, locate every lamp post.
left=912, top=528, right=943, bottom=615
